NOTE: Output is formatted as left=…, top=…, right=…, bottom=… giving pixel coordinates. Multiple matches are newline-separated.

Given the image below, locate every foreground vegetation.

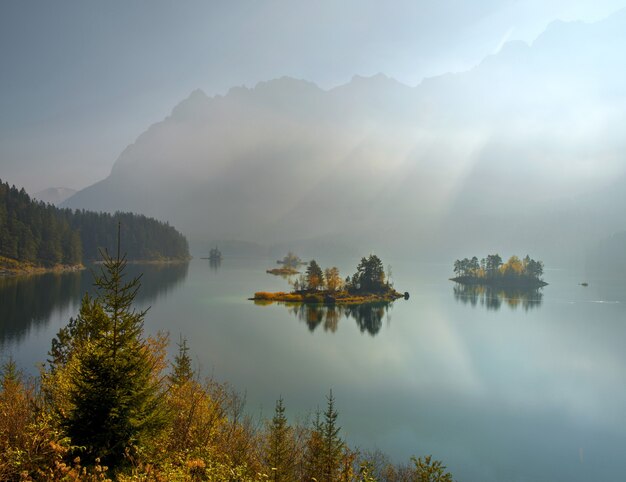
left=0, top=179, right=189, bottom=274
left=0, top=247, right=452, bottom=481
left=253, top=255, right=406, bottom=305
left=451, top=254, right=547, bottom=288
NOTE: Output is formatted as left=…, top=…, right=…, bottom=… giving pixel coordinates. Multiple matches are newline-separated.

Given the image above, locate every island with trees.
left=451, top=253, right=547, bottom=288
left=266, top=251, right=304, bottom=276
left=253, top=254, right=407, bottom=305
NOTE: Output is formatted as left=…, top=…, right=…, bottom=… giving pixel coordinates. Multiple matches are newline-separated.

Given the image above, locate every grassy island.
left=266, top=267, right=300, bottom=276
left=450, top=254, right=547, bottom=288
left=253, top=254, right=408, bottom=306
left=252, top=288, right=405, bottom=305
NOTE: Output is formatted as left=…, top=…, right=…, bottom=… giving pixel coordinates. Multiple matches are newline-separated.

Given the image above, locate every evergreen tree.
left=264, top=397, right=294, bottom=481
left=410, top=455, right=454, bottom=482
left=170, top=335, right=193, bottom=385
left=303, top=409, right=325, bottom=480
left=306, top=260, right=324, bottom=290
left=320, top=389, right=344, bottom=482
left=352, top=255, right=386, bottom=293
left=49, top=228, right=168, bottom=467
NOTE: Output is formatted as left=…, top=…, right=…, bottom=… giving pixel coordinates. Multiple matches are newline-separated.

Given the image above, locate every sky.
left=1, top=0, right=625, bottom=193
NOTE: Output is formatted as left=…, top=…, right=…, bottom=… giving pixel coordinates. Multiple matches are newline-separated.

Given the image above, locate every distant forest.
left=0, top=180, right=189, bottom=267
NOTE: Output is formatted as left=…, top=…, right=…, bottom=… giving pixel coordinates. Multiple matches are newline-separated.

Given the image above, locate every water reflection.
left=0, top=262, right=190, bottom=346
left=209, top=258, right=221, bottom=271
left=0, top=271, right=82, bottom=347
left=284, top=302, right=392, bottom=336
left=453, top=283, right=543, bottom=311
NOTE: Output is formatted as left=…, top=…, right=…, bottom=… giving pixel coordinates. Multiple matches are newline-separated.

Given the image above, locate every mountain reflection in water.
left=453, top=282, right=543, bottom=311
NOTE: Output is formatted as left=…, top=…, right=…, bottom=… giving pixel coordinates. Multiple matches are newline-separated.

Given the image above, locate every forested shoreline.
left=0, top=180, right=189, bottom=272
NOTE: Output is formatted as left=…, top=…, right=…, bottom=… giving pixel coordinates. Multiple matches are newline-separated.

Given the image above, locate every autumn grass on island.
left=451, top=254, right=548, bottom=288
left=253, top=254, right=408, bottom=305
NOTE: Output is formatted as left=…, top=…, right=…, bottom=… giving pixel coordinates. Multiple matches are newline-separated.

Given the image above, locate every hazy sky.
left=1, top=0, right=625, bottom=193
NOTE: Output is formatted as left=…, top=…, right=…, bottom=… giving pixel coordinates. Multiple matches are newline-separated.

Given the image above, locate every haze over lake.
left=4, top=2, right=626, bottom=479
left=3, top=256, right=626, bottom=481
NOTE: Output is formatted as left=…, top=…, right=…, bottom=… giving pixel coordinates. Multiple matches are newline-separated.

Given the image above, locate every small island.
left=266, top=251, right=304, bottom=276
left=266, top=267, right=300, bottom=276
left=276, top=251, right=307, bottom=267
left=252, top=254, right=407, bottom=305
left=450, top=254, right=547, bottom=288
left=200, top=246, right=222, bottom=261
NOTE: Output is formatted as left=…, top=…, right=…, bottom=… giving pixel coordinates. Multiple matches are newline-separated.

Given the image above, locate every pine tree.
left=306, top=260, right=324, bottom=290
left=303, top=409, right=325, bottom=481
left=170, top=335, right=193, bottom=385
left=264, top=397, right=294, bottom=481
left=353, top=255, right=386, bottom=293
left=321, top=389, right=344, bottom=481
left=50, top=226, right=167, bottom=467
left=410, top=455, right=454, bottom=482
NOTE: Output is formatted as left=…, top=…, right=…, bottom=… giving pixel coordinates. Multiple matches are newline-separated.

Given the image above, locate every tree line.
left=0, top=180, right=189, bottom=267
left=293, top=254, right=392, bottom=294
left=453, top=254, right=544, bottom=280
left=0, top=244, right=453, bottom=481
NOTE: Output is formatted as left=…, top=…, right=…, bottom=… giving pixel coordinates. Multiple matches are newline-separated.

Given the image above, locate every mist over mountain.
left=64, top=9, right=626, bottom=264
left=34, top=187, right=77, bottom=206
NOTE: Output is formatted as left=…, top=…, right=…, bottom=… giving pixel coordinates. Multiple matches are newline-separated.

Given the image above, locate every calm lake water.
left=2, top=256, right=626, bottom=481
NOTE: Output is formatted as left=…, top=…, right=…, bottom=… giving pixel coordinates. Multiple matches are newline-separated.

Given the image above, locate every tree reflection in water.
left=286, top=302, right=392, bottom=336
left=0, top=262, right=190, bottom=347
left=453, top=283, right=543, bottom=311
left=209, top=257, right=221, bottom=271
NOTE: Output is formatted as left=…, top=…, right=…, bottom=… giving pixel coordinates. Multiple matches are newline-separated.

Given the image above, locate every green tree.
left=170, top=335, right=194, bottom=386
left=306, top=260, right=324, bottom=290
left=303, top=410, right=325, bottom=480
left=264, top=397, right=295, bottom=481
left=353, top=255, right=386, bottom=293
left=486, top=254, right=503, bottom=276
left=48, top=230, right=168, bottom=467
left=469, top=256, right=479, bottom=275
left=410, top=455, right=454, bottom=482
left=320, top=389, right=344, bottom=482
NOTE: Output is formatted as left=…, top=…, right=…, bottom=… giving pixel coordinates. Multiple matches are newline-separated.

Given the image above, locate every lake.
left=2, top=256, right=626, bottom=481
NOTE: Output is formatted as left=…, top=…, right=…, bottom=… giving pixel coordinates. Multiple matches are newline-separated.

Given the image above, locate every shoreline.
left=0, top=262, right=85, bottom=278
left=92, top=257, right=192, bottom=265
left=266, top=267, right=300, bottom=276
left=450, top=275, right=548, bottom=288
left=250, top=289, right=407, bottom=306
left=0, top=257, right=191, bottom=277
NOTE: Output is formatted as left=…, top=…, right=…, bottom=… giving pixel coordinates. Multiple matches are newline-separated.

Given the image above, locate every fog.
left=55, top=9, right=626, bottom=270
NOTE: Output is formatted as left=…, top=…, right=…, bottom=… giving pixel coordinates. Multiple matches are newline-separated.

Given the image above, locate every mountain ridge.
left=63, top=9, right=626, bottom=262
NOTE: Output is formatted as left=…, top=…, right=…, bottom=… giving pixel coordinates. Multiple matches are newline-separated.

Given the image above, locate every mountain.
left=34, top=187, right=77, bottom=206
left=64, top=9, right=626, bottom=263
